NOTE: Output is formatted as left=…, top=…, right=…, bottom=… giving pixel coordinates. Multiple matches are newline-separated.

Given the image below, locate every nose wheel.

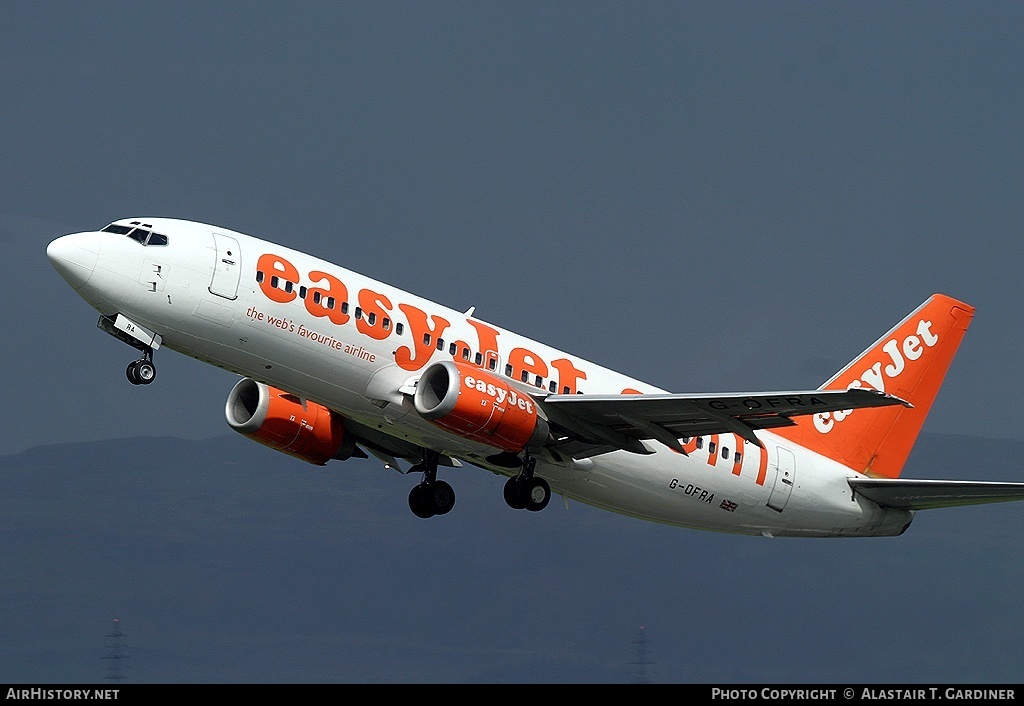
left=96, top=314, right=161, bottom=386
left=126, top=350, right=157, bottom=385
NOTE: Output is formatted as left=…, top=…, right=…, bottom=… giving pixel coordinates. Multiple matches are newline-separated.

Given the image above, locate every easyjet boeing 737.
left=46, top=219, right=1024, bottom=536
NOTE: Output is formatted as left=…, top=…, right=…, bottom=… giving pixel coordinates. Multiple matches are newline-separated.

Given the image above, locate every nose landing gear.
left=97, top=314, right=163, bottom=387
left=126, top=349, right=157, bottom=385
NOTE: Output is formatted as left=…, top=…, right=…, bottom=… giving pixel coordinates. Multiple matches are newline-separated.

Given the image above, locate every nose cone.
left=47, top=233, right=99, bottom=289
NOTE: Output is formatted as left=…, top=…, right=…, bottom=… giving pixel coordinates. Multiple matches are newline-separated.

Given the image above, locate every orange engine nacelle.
left=413, top=360, right=549, bottom=452
left=225, top=378, right=353, bottom=465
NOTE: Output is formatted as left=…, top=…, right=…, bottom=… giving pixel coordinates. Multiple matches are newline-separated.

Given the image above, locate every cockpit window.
left=103, top=222, right=169, bottom=246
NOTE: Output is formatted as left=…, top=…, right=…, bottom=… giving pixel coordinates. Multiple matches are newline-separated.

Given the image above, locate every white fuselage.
left=47, top=219, right=912, bottom=537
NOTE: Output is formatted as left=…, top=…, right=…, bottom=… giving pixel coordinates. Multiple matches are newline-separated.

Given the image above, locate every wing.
left=539, top=388, right=907, bottom=458
left=849, top=478, right=1024, bottom=510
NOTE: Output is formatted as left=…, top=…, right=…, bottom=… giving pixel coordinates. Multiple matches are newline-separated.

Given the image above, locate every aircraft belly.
left=542, top=449, right=764, bottom=535
left=541, top=444, right=912, bottom=537
left=754, top=446, right=915, bottom=537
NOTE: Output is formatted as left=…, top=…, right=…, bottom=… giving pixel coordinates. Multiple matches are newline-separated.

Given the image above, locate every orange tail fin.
left=773, top=294, right=974, bottom=478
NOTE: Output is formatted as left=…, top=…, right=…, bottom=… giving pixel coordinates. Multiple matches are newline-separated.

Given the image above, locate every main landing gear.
left=406, top=451, right=552, bottom=518
left=125, top=348, right=157, bottom=385
left=503, top=455, right=551, bottom=512
left=407, top=451, right=455, bottom=519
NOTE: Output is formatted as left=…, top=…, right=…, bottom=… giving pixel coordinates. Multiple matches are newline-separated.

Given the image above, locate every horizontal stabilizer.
left=850, top=478, right=1024, bottom=510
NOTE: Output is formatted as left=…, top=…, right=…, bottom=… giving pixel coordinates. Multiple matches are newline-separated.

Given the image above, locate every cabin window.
left=354, top=307, right=362, bottom=320
left=449, top=342, right=457, bottom=355
left=696, top=437, right=704, bottom=449
left=367, top=312, right=376, bottom=325
left=475, top=352, right=483, bottom=365
left=505, top=364, right=513, bottom=377
left=256, top=271, right=264, bottom=283
left=270, top=276, right=279, bottom=289
left=284, top=281, right=293, bottom=293
left=382, top=317, right=391, bottom=330
left=722, top=447, right=729, bottom=460
left=341, top=302, right=349, bottom=314
left=549, top=381, right=557, bottom=393
left=326, top=297, right=336, bottom=310
left=462, top=347, right=471, bottom=361
left=735, top=452, right=742, bottom=465
left=709, top=442, right=717, bottom=454
left=423, top=333, right=431, bottom=346
left=313, top=291, right=322, bottom=304
left=436, top=338, right=445, bottom=351
left=298, top=286, right=307, bottom=299
left=396, top=322, right=404, bottom=336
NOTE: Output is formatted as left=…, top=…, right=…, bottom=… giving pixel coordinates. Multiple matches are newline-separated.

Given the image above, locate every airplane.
left=45, top=218, right=1024, bottom=537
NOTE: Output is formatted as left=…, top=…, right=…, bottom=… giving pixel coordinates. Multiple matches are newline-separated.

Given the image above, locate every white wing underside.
left=538, top=387, right=907, bottom=457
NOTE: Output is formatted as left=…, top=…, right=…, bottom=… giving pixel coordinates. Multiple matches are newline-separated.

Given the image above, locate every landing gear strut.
left=126, top=348, right=157, bottom=386
left=97, top=314, right=161, bottom=386
left=503, top=455, right=551, bottom=512
left=407, top=451, right=455, bottom=519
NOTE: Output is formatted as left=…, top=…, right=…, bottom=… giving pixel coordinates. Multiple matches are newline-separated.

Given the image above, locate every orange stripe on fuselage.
left=756, top=445, right=768, bottom=486
left=706, top=434, right=719, bottom=467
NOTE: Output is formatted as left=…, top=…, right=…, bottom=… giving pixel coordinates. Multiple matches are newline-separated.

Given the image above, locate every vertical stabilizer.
left=774, top=294, right=974, bottom=478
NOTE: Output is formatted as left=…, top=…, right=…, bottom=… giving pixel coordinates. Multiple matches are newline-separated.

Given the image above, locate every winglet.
left=773, top=294, right=974, bottom=478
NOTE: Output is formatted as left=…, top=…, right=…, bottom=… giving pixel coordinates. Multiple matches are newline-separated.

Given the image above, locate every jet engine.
left=225, top=378, right=355, bottom=465
left=413, top=360, right=549, bottom=452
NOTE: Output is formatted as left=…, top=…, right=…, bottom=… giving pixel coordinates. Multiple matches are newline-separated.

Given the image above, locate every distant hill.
left=1, top=432, right=1022, bottom=683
